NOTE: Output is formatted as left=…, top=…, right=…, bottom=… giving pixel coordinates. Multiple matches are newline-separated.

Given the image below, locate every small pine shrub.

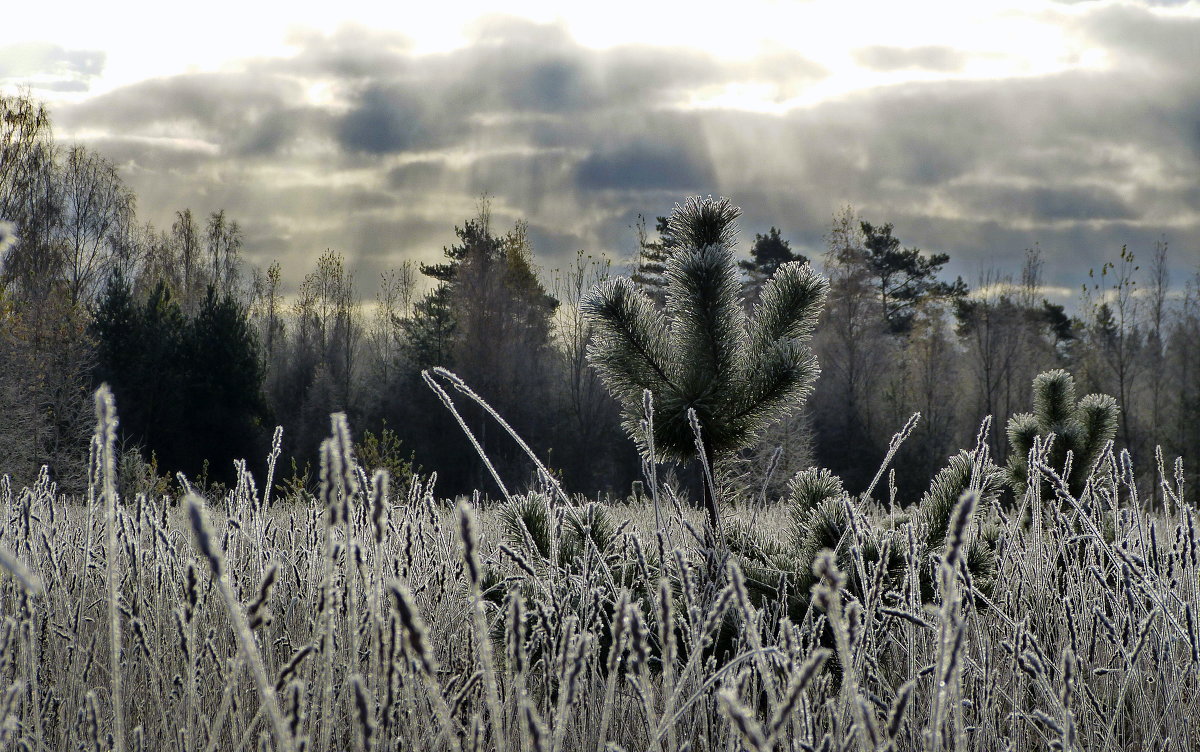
left=1005, top=368, right=1119, bottom=501
left=354, top=425, right=417, bottom=490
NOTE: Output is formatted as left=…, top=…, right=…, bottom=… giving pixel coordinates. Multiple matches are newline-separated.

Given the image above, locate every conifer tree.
left=401, top=207, right=560, bottom=494
left=186, top=286, right=269, bottom=477
left=1005, top=369, right=1119, bottom=501
left=739, top=226, right=807, bottom=304
left=583, top=196, right=828, bottom=530
left=93, top=276, right=268, bottom=482
left=858, top=220, right=967, bottom=334
left=630, top=214, right=678, bottom=306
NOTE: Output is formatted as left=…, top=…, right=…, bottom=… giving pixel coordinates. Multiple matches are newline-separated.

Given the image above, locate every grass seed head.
left=387, top=580, right=436, bottom=675
left=187, top=495, right=224, bottom=578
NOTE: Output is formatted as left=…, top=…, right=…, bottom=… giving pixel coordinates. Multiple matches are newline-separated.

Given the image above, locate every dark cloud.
left=495, top=56, right=591, bottom=113
left=464, top=150, right=574, bottom=209
left=523, top=223, right=591, bottom=266
left=387, top=160, right=451, bottom=189
left=327, top=16, right=732, bottom=157
left=428, top=27, right=725, bottom=118
left=337, top=84, right=439, bottom=154
left=61, top=73, right=334, bottom=164
left=61, top=72, right=305, bottom=134
left=853, top=45, right=968, bottom=72
left=230, top=111, right=298, bottom=157
left=1080, top=5, right=1200, bottom=72
left=576, top=140, right=715, bottom=192
left=81, top=136, right=216, bottom=173
left=696, top=60, right=1200, bottom=282
left=267, top=25, right=415, bottom=79
left=951, top=184, right=1138, bottom=223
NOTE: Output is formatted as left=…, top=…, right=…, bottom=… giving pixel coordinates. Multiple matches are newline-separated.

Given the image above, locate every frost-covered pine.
left=1006, top=369, right=1119, bottom=500
left=582, top=196, right=828, bottom=530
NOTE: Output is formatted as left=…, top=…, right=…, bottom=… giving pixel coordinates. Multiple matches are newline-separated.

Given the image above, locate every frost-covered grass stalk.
left=0, top=385, right=1199, bottom=750
left=187, top=494, right=293, bottom=752
left=96, top=386, right=126, bottom=752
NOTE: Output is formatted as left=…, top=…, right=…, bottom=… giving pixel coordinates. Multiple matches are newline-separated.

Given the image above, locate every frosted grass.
left=0, top=389, right=1197, bottom=750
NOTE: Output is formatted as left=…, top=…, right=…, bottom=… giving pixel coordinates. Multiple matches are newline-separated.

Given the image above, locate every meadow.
left=0, top=377, right=1196, bottom=752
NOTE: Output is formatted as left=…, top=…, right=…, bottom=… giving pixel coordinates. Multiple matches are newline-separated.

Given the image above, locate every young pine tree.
left=583, top=196, right=828, bottom=530
left=1006, top=368, right=1119, bottom=502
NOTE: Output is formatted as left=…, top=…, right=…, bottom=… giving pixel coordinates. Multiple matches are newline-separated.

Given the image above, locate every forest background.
left=2, top=90, right=1198, bottom=506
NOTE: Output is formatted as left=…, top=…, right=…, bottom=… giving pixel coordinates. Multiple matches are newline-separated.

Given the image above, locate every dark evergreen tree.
left=185, top=286, right=269, bottom=479
left=739, top=226, right=807, bottom=304
left=397, top=212, right=560, bottom=496
left=93, top=277, right=186, bottom=471
left=91, top=269, right=139, bottom=399
left=93, top=277, right=268, bottom=483
left=1040, top=300, right=1076, bottom=348
left=858, top=221, right=967, bottom=334
left=402, top=284, right=456, bottom=370
left=402, top=219, right=504, bottom=370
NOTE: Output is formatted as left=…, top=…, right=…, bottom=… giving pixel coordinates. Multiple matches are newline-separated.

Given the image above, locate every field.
left=0, top=391, right=1197, bottom=752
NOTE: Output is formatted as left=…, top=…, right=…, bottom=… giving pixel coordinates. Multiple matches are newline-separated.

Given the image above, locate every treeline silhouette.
left=3, top=91, right=1198, bottom=503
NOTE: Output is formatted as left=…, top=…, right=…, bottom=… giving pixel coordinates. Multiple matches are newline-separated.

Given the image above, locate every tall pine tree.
left=857, top=221, right=967, bottom=334
left=740, top=226, right=807, bottom=305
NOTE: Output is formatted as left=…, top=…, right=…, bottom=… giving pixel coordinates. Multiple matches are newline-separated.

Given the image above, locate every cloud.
left=0, top=42, right=106, bottom=91
left=1078, top=5, right=1200, bottom=79
left=61, top=72, right=306, bottom=136
left=950, top=184, right=1139, bottom=223
left=853, top=45, right=968, bottom=72
left=78, top=135, right=218, bottom=172
left=0, top=43, right=105, bottom=77
left=50, top=9, right=1200, bottom=302
left=387, top=159, right=450, bottom=189
left=575, top=139, right=716, bottom=192
left=969, top=281, right=1076, bottom=302
left=271, top=25, right=415, bottom=79
left=337, top=84, right=440, bottom=154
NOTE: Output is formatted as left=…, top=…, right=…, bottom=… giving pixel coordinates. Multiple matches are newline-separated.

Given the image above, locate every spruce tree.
left=630, top=214, right=678, bottom=307
left=583, top=196, right=828, bottom=530
left=93, top=277, right=269, bottom=483
left=186, top=286, right=269, bottom=479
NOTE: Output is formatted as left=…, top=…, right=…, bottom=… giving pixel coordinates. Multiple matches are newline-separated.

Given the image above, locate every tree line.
left=2, top=91, right=1198, bottom=504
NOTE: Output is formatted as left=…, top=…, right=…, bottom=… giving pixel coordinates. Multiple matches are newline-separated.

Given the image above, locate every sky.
left=3, top=0, right=1200, bottom=304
